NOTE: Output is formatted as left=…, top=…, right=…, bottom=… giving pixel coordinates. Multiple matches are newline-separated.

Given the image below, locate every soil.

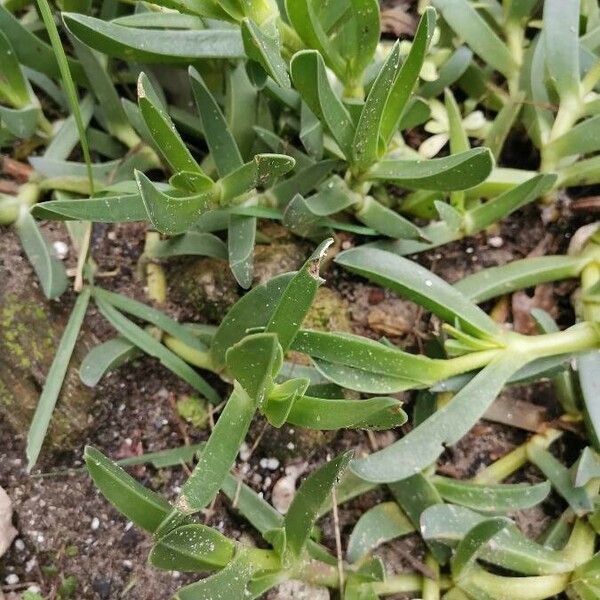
left=0, top=195, right=593, bottom=600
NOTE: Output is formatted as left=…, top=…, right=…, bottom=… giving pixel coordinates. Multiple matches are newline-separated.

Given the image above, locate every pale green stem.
left=466, top=567, right=569, bottom=600
left=372, top=574, right=452, bottom=595
left=422, top=553, right=441, bottom=600
left=473, top=429, right=562, bottom=484
left=163, top=334, right=217, bottom=373
left=561, top=519, right=596, bottom=566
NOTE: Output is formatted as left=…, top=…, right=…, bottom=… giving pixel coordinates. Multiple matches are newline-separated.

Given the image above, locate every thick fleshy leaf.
left=228, top=213, right=256, bottom=288
left=80, top=336, right=141, bottom=387
left=189, top=67, right=242, bottom=177
left=95, top=298, right=219, bottom=403
left=270, top=159, right=339, bottom=206
left=241, top=18, right=289, bottom=88
left=290, top=50, right=355, bottom=158
left=366, top=148, right=493, bottom=191
left=63, top=13, right=244, bottom=62
left=287, top=395, right=407, bottom=430
left=150, top=523, right=234, bottom=572
left=352, top=43, right=401, bottom=168
left=451, top=518, right=511, bottom=579
left=265, top=239, right=331, bottom=352
left=174, top=549, right=256, bottom=600
left=147, top=232, right=227, bottom=260
left=0, top=30, right=29, bottom=108
left=219, top=154, right=295, bottom=202
left=285, top=452, right=352, bottom=557
left=226, top=333, right=282, bottom=404
left=351, top=355, right=525, bottom=483
left=421, top=504, right=574, bottom=575
left=527, top=445, right=593, bottom=516
left=380, top=7, right=436, bottom=142
left=335, top=246, right=500, bottom=337
left=574, top=447, right=600, bottom=488
left=347, top=502, right=414, bottom=562
left=210, top=272, right=293, bottom=369
left=138, top=72, right=203, bottom=175
left=389, top=473, right=449, bottom=563
left=433, top=0, right=518, bottom=78
left=356, top=196, right=425, bottom=240
left=0, top=105, right=39, bottom=138
left=292, top=330, right=441, bottom=386
left=85, top=446, right=172, bottom=532
left=455, top=254, right=589, bottom=303
left=32, top=194, right=147, bottom=222
left=26, top=288, right=90, bottom=470
left=175, top=384, right=255, bottom=514
left=579, top=352, right=600, bottom=452
left=137, top=172, right=215, bottom=235
left=543, top=0, right=580, bottom=101
left=545, top=115, right=600, bottom=159
left=15, top=210, right=68, bottom=300
left=432, top=477, right=551, bottom=513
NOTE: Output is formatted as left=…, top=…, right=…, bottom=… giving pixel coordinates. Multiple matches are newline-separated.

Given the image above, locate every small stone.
left=268, top=580, right=329, bottom=599
left=488, top=235, right=504, bottom=248
left=5, top=573, right=19, bottom=585
left=91, top=517, right=100, bottom=531
left=0, top=486, right=17, bottom=558
left=259, top=457, right=280, bottom=470
left=14, top=539, right=24, bottom=552
left=52, top=240, right=69, bottom=260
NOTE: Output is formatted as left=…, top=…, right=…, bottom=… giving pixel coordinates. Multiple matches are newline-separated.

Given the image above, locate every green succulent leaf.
left=350, top=355, right=525, bottom=483
left=174, top=549, right=257, bottom=600
left=579, top=352, right=600, bottom=452
left=380, top=7, right=436, bottom=143
left=228, top=213, right=256, bottom=288
left=431, top=476, right=551, bottom=513
left=335, top=246, right=500, bottom=337
left=265, top=238, right=331, bottom=352
left=63, top=13, right=244, bottom=62
left=0, top=4, right=85, bottom=83
left=15, top=210, right=68, bottom=300
left=290, top=50, right=355, bottom=158
left=545, top=115, right=600, bottom=160
left=433, top=0, right=518, bottom=78
left=451, top=517, right=511, bottom=580
left=137, top=172, right=215, bottom=235
left=84, top=446, right=172, bottom=532
left=79, top=336, right=141, bottom=387
left=287, top=395, right=407, bottom=430
left=146, top=232, right=227, bottom=260
left=226, top=333, right=283, bottom=404
left=526, top=445, right=594, bottom=516
left=189, top=67, right=243, bottom=177
left=175, top=383, right=255, bottom=514
left=285, top=451, right=352, bottom=557
left=421, top=504, right=572, bottom=575
left=455, top=254, right=589, bottom=303
left=574, top=447, right=600, bottom=488
left=347, top=502, right=414, bottom=562
left=366, top=148, right=494, bottom=192
left=31, top=194, right=148, bottom=223
left=0, top=30, right=30, bottom=108
left=138, top=72, right=203, bottom=175
left=150, top=523, right=235, bottom=572
left=241, top=18, right=290, bottom=88
left=543, top=0, right=580, bottom=101
left=352, top=42, right=401, bottom=169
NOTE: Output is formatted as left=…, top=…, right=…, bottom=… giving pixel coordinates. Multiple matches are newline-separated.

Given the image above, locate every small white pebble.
left=36, top=534, right=44, bottom=543
left=27, top=586, right=41, bottom=594
left=91, top=517, right=100, bottom=531
left=52, top=240, right=69, bottom=260
left=14, top=539, right=25, bottom=552
left=5, top=573, right=19, bottom=585
left=488, top=235, right=504, bottom=248
left=122, top=560, right=133, bottom=569
left=259, top=458, right=280, bottom=470
left=286, top=443, right=295, bottom=450
left=239, top=442, right=251, bottom=462
left=466, top=246, right=474, bottom=254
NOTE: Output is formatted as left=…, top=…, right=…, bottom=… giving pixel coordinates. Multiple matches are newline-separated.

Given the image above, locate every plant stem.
left=372, top=574, right=452, bottom=595
left=510, top=322, right=600, bottom=358
left=163, top=334, right=216, bottom=373
left=422, top=553, right=441, bottom=600
left=466, top=567, right=569, bottom=599
left=473, top=429, right=562, bottom=484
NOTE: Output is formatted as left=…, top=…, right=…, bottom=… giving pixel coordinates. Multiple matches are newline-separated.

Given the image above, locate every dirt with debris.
left=0, top=188, right=593, bottom=600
